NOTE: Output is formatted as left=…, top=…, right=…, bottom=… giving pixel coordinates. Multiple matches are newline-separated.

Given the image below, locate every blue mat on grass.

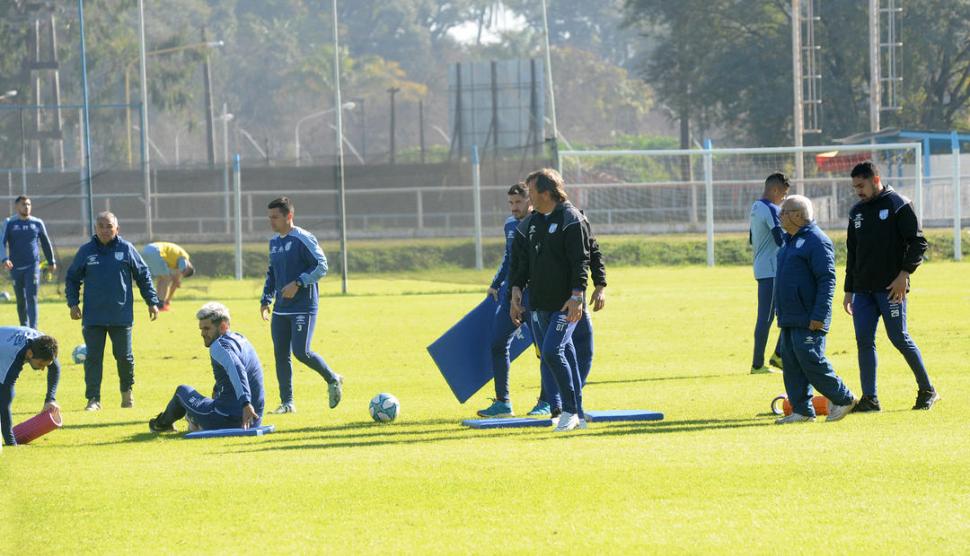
left=427, top=297, right=533, bottom=403
left=462, top=410, right=664, bottom=429
left=183, top=425, right=275, bottom=439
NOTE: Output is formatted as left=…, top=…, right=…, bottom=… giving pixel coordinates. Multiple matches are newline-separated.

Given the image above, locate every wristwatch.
left=569, top=294, right=583, bottom=303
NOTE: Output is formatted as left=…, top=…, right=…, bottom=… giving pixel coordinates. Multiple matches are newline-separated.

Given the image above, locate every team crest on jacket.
left=879, top=209, right=889, bottom=220
left=114, top=252, right=124, bottom=261
left=548, top=223, right=558, bottom=233
left=795, top=238, right=805, bottom=248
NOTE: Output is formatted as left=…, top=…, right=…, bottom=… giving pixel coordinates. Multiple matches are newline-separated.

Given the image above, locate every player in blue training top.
left=260, top=196, right=343, bottom=414
left=749, top=173, right=789, bottom=374
left=150, top=302, right=264, bottom=432
left=2, top=196, right=56, bottom=329
left=0, top=327, right=60, bottom=446
left=477, top=182, right=536, bottom=418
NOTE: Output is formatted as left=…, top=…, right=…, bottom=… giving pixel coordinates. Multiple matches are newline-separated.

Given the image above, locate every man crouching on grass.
left=149, top=302, right=265, bottom=433
left=774, top=195, right=857, bottom=424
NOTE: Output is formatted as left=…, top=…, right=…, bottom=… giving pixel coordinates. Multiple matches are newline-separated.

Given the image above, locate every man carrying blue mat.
left=150, top=302, right=265, bottom=434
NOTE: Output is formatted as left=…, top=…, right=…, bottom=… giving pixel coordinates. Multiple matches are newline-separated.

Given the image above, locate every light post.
left=218, top=106, right=234, bottom=234
left=293, top=102, right=355, bottom=166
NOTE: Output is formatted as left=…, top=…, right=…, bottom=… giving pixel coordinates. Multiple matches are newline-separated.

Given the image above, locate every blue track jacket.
left=774, top=222, right=836, bottom=332
left=209, top=331, right=265, bottom=418
left=65, top=235, right=160, bottom=326
left=261, top=226, right=328, bottom=315
left=2, top=216, right=55, bottom=269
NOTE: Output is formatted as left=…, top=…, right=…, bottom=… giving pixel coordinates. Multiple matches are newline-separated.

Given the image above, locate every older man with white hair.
left=773, top=195, right=857, bottom=424
left=149, top=302, right=265, bottom=433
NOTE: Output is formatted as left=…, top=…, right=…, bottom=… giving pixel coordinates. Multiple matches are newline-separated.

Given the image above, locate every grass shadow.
left=63, top=420, right=147, bottom=430
left=561, top=417, right=773, bottom=439
left=586, top=373, right=738, bottom=386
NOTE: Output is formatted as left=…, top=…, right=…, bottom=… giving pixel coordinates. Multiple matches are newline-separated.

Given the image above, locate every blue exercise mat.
left=427, top=297, right=533, bottom=403
left=183, top=424, right=275, bottom=439
left=585, top=410, right=664, bottom=423
left=463, top=410, right=665, bottom=429
left=462, top=417, right=553, bottom=429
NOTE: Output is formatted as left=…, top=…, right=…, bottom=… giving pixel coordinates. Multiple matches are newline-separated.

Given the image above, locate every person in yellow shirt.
left=141, top=242, right=194, bottom=311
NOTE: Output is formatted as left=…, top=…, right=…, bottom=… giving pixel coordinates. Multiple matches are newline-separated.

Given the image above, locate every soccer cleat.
left=149, top=414, right=175, bottom=433
left=750, top=366, right=777, bottom=375
left=826, top=398, right=858, bottom=422
left=774, top=413, right=815, bottom=424
left=554, top=411, right=579, bottom=432
left=477, top=399, right=514, bottom=418
left=121, top=390, right=134, bottom=408
left=272, top=402, right=297, bottom=414
left=912, top=389, right=940, bottom=410
left=852, top=395, right=882, bottom=413
left=527, top=400, right=552, bottom=416
left=769, top=353, right=784, bottom=370
left=328, top=374, right=344, bottom=409
left=85, top=398, right=101, bottom=412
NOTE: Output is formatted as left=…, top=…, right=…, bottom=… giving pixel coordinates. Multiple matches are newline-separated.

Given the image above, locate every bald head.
left=780, top=195, right=814, bottom=234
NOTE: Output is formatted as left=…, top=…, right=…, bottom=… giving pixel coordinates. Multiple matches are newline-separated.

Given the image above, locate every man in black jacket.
left=843, top=161, right=938, bottom=411
left=509, top=168, right=590, bottom=432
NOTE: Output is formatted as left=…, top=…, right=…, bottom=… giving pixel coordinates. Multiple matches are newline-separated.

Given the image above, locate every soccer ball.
left=0, top=291, right=10, bottom=302
left=369, top=393, right=400, bottom=423
left=72, top=344, right=87, bottom=365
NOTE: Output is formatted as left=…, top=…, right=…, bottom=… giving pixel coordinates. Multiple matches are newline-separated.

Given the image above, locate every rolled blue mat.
left=183, top=424, right=275, bottom=439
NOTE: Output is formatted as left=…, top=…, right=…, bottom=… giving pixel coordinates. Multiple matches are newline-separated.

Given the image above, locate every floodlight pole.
left=791, top=0, right=805, bottom=194
left=540, top=0, right=558, bottom=140
left=77, top=0, right=95, bottom=234
left=333, top=0, right=349, bottom=294
left=137, top=0, right=153, bottom=240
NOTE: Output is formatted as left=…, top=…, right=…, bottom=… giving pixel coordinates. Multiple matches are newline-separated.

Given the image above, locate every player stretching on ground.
left=0, top=327, right=60, bottom=446
left=141, top=241, right=194, bottom=311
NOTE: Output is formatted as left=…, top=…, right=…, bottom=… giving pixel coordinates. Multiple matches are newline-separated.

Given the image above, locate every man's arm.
left=211, top=342, right=252, bottom=410
left=490, top=225, right=514, bottom=292
left=897, top=203, right=927, bottom=275
left=295, top=232, right=329, bottom=286
left=1, top=380, right=15, bottom=446
left=38, top=219, right=56, bottom=267
left=1, top=218, right=10, bottom=264
left=45, top=358, right=60, bottom=404
left=65, top=246, right=87, bottom=308
left=508, top=226, right=529, bottom=291
left=810, top=239, right=837, bottom=329
left=564, top=219, right=590, bottom=295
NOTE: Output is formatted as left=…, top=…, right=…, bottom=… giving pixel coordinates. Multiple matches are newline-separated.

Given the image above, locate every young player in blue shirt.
left=150, top=302, right=264, bottom=433
left=749, top=174, right=788, bottom=374
left=260, top=197, right=343, bottom=414
left=2, top=196, right=56, bottom=329
left=0, top=327, right=60, bottom=446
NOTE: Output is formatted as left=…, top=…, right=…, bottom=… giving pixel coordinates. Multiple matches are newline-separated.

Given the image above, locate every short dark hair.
left=15, top=195, right=29, bottom=204
left=507, top=182, right=528, bottom=197
left=526, top=168, right=568, bottom=203
left=182, top=262, right=195, bottom=278
left=850, top=161, right=879, bottom=179
left=29, top=335, right=58, bottom=361
left=765, top=173, right=791, bottom=190
left=268, top=197, right=293, bottom=215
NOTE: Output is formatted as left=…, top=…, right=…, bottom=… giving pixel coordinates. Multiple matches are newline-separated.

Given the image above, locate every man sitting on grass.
left=149, top=302, right=265, bottom=433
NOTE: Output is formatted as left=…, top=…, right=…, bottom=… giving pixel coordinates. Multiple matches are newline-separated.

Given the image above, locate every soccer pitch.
left=2, top=263, right=968, bottom=553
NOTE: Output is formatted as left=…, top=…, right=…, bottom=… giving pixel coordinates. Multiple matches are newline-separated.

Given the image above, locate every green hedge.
left=53, top=230, right=967, bottom=277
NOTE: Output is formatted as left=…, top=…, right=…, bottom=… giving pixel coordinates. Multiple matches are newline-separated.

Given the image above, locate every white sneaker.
left=328, top=374, right=343, bottom=409
left=827, top=398, right=858, bottom=422
left=554, top=412, right=579, bottom=432
left=774, top=413, right=815, bottom=424
left=272, top=402, right=296, bottom=414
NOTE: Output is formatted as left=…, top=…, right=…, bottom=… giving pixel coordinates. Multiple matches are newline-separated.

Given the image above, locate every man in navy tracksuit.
left=150, top=302, right=265, bottom=433
left=774, top=195, right=857, bottom=424
left=509, top=168, right=590, bottom=432
left=477, top=182, right=535, bottom=418
left=65, top=212, right=160, bottom=411
left=843, top=161, right=937, bottom=411
left=2, top=196, right=56, bottom=329
left=260, top=196, right=343, bottom=414
left=0, top=327, right=60, bottom=446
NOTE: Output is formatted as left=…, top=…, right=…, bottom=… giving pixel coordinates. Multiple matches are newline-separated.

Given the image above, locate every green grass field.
left=1, top=263, right=969, bottom=553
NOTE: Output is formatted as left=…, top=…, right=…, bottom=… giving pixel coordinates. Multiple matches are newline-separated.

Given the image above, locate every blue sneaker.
left=527, top=400, right=552, bottom=416
left=477, top=399, right=513, bottom=418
